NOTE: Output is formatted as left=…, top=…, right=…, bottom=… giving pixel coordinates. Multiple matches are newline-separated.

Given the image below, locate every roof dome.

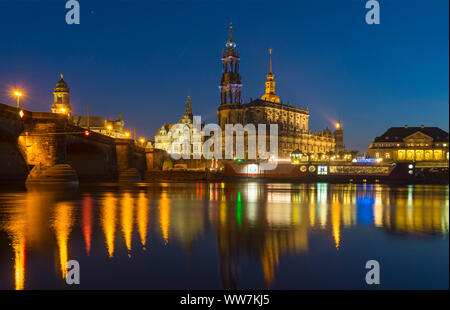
left=54, top=74, right=70, bottom=92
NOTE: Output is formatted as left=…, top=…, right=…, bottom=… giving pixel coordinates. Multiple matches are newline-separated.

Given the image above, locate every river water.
left=0, top=182, right=448, bottom=290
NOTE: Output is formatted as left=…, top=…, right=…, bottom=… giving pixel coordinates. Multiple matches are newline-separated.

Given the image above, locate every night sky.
left=0, top=0, right=448, bottom=152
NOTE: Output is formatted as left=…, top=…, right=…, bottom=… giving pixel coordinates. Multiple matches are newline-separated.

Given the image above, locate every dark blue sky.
left=0, top=0, right=448, bottom=151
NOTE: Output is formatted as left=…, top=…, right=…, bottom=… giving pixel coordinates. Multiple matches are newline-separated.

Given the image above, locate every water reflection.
left=0, top=183, right=448, bottom=290
left=51, top=202, right=74, bottom=279
left=100, top=193, right=117, bottom=258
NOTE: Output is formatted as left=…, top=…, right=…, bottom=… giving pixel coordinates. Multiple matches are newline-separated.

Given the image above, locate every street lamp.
left=13, top=90, right=23, bottom=108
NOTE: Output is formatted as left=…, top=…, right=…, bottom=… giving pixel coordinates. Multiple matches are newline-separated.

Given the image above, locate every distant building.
left=50, top=74, right=130, bottom=139
left=51, top=74, right=72, bottom=118
left=154, top=96, right=203, bottom=157
left=72, top=114, right=129, bottom=139
left=366, top=125, right=449, bottom=162
left=216, top=25, right=342, bottom=159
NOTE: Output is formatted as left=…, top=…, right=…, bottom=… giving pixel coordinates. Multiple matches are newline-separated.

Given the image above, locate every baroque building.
left=154, top=96, right=203, bottom=158
left=51, top=74, right=72, bottom=117
left=217, top=25, right=342, bottom=159
left=366, top=125, right=449, bottom=162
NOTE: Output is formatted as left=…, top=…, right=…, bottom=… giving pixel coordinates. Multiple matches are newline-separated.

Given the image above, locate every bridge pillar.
left=145, top=148, right=170, bottom=171
left=115, top=139, right=142, bottom=182
left=21, top=118, right=77, bottom=185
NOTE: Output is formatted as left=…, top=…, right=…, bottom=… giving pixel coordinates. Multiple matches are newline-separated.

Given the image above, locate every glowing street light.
left=13, top=90, right=23, bottom=108
left=139, top=138, right=145, bottom=144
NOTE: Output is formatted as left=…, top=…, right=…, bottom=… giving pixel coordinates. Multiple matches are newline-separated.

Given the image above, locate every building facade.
left=154, top=96, right=203, bottom=158
left=366, top=125, right=449, bottom=162
left=217, top=25, right=342, bottom=159
left=72, top=114, right=128, bottom=139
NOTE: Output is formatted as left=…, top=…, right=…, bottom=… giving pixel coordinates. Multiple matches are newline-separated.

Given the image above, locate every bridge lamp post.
left=13, top=90, right=23, bottom=108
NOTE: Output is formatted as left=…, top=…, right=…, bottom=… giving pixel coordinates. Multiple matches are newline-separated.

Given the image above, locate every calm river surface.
left=0, top=182, right=448, bottom=290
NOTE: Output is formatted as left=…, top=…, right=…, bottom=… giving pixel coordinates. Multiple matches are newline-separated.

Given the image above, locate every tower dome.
left=54, top=74, right=70, bottom=92
left=51, top=74, right=72, bottom=117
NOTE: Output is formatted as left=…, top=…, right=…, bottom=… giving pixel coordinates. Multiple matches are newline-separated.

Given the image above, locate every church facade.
left=217, top=25, right=344, bottom=159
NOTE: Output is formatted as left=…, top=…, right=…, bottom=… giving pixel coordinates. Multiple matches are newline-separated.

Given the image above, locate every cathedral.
left=217, top=25, right=344, bottom=159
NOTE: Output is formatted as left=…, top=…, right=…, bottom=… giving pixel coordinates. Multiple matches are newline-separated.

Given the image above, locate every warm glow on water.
left=101, top=193, right=117, bottom=258
left=0, top=183, right=448, bottom=289
left=159, top=191, right=170, bottom=245
left=121, top=192, right=134, bottom=253
left=82, top=194, right=93, bottom=256
left=137, top=192, right=149, bottom=249
left=51, top=202, right=74, bottom=279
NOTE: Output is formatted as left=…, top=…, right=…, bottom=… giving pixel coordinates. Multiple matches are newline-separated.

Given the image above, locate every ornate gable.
left=403, top=131, right=434, bottom=143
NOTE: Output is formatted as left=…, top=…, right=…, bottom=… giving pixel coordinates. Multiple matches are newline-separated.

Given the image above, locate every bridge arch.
left=66, top=141, right=116, bottom=181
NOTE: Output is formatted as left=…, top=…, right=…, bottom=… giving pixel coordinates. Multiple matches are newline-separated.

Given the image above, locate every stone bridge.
left=0, top=102, right=169, bottom=184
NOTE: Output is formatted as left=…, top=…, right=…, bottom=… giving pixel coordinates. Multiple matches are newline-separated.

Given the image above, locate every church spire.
left=261, top=48, right=280, bottom=103
left=229, top=22, right=233, bottom=40
left=269, top=48, right=272, bottom=74
left=185, top=95, right=193, bottom=115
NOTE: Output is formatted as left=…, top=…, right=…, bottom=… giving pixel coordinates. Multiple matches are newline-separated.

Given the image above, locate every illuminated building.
left=217, top=25, right=342, bottom=159
left=366, top=125, right=449, bottom=162
left=51, top=74, right=72, bottom=117
left=72, top=114, right=128, bottom=139
left=49, top=74, right=130, bottom=139
left=154, top=96, right=203, bottom=157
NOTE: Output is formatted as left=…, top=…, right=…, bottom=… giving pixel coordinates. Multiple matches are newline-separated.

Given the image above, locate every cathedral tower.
left=178, top=95, right=193, bottom=125
left=219, top=23, right=242, bottom=105
left=51, top=74, right=72, bottom=117
left=261, top=49, right=280, bottom=103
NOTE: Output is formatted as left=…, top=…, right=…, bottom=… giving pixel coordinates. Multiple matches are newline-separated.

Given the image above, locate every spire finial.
left=269, top=48, right=273, bottom=73
left=60, top=73, right=63, bottom=80
left=229, top=22, right=232, bottom=40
